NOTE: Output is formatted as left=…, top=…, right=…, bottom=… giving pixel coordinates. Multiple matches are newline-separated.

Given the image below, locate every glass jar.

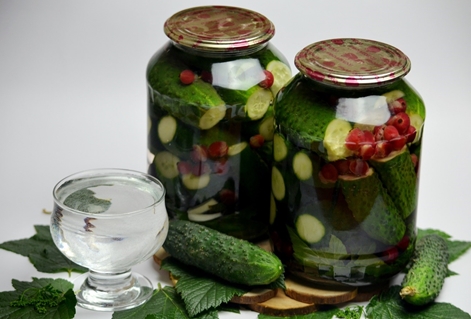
left=270, top=38, right=425, bottom=286
left=146, top=6, right=291, bottom=240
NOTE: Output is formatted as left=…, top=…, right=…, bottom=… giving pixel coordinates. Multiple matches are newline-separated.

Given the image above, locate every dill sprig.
left=336, top=305, right=364, bottom=319
left=10, top=283, right=65, bottom=314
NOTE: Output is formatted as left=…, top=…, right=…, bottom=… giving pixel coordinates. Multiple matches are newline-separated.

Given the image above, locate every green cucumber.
left=163, top=220, right=284, bottom=286
left=242, top=105, right=275, bottom=141
left=153, top=151, right=180, bottom=180
left=157, top=115, right=196, bottom=156
left=292, top=151, right=313, bottom=181
left=370, top=147, right=417, bottom=219
left=181, top=173, right=210, bottom=190
left=228, top=141, right=248, bottom=156
left=409, top=113, right=424, bottom=143
left=295, top=213, right=325, bottom=244
left=252, top=43, right=286, bottom=68
left=274, top=74, right=337, bottom=148
left=147, top=51, right=226, bottom=129
left=266, top=60, right=292, bottom=96
left=273, top=133, right=288, bottom=162
left=388, top=79, right=426, bottom=119
left=200, top=123, right=240, bottom=148
left=339, top=168, right=406, bottom=245
left=271, top=166, right=285, bottom=201
left=400, top=234, right=449, bottom=306
left=323, top=119, right=354, bottom=162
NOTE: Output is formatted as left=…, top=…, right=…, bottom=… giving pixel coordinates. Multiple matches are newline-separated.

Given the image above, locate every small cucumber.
left=273, top=133, right=288, bottom=162
left=244, top=87, right=273, bottom=120
left=292, top=151, right=313, bottom=181
left=271, top=166, right=285, bottom=201
left=163, top=220, right=284, bottom=286
left=154, top=151, right=180, bottom=180
left=323, top=118, right=354, bottom=162
left=370, top=147, right=417, bottom=219
left=265, top=60, right=292, bottom=96
left=400, top=234, right=449, bottom=306
left=157, top=115, right=196, bottom=156
left=295, top=214, right=325, bottom=244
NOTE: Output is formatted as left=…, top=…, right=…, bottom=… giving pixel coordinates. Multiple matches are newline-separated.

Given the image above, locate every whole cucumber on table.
left=400, top=234, right=449, bottom=306
left=163, top=219, right=284, bottom=286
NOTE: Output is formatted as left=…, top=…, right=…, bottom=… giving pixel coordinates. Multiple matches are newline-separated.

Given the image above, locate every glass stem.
left=86, top=269, right=134, bottom=294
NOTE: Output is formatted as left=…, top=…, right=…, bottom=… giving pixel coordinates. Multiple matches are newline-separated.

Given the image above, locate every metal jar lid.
left=295, top=38, right=411, bottom=88
left=164, top=6, right=275, bottom=52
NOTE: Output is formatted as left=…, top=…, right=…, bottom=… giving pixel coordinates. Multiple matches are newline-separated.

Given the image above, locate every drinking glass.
left=51, top=168, right=169, bottom=311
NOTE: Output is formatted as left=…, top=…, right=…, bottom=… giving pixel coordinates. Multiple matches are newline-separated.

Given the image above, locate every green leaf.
left=63, top=187, right=112, bottom=213
left=161, top=257, right=248, bottom=317
left=365, top=285, right=471, bottom=319
left=336, top=305, right=364, bottom=319
left=0, top=277, right=76, bottom=318
left=0, top=225, right=87, bottom=275
left=258, top=305, right=339, bottom=318
left=112, top=285, right=218, bottom=319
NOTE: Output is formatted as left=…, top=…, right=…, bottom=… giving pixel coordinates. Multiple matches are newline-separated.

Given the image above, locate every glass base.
left=74, top=270, right=153, bottom=312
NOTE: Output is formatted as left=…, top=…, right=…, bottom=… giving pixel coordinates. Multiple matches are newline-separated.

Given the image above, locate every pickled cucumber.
left=323, top=119, right=354, bottom=162
left=370, top=147, right=417, bottom=219
left=292, top=151, right=313, bottom=181
left=339, top=168, right=406, bottom=245
left=274, top=74, right=336, bottom=148
left=147, top=51, right=226, bottom=129
left=272, top=166, right=285, bottom=201
left=273, top=133, right=289, bottom=162
left=266, top=60, right=292, bottom=96
left=157, top=115, right=196, bottom=157
left=217, top=85, right=273, bottom=121
left=295, top=214, right=325, bottom=244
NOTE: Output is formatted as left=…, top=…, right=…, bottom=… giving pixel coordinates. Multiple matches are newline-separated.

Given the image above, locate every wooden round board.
left=247, top=288, right=317, bottom=316
left=284, top=276, right=358, bottom=304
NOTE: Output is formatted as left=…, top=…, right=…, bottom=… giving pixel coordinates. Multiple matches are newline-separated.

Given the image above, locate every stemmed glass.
left=50, top=169, right=168, bottom=311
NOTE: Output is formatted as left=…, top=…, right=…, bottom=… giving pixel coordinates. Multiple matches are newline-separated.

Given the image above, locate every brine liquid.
left=51, top=175, right=168, bottom=272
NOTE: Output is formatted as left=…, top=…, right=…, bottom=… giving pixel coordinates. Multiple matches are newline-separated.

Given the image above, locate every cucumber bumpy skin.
left=400, top=234, right=449, bottom=306
left=163, top=220, right=284, bottom=286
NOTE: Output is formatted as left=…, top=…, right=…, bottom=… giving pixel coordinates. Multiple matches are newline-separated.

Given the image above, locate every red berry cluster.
left=345, top=98, right=416, bottom=161
left=176, top=141, right=230, bottom=177
left=319, top=96, right=418, bottom=182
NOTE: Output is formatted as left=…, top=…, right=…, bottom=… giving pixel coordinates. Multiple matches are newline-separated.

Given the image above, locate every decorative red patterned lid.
left=295, top=38, right=411, bottom=88
left=164, top=6, right=275, bottom=52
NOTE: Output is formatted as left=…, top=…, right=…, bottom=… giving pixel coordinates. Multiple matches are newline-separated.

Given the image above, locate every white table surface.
left=1, top=1, right=471, bottom=318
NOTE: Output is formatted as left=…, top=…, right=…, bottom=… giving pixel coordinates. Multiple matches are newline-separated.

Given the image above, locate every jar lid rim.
left=164, top=6, right=275, bottom=52
left=294, top=38, right=411, bottom=88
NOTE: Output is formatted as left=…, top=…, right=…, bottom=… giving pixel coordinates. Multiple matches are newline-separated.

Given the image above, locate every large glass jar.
left=270, top=38, right=425, bottom=286
left=146, top=6, right=291, bottom=240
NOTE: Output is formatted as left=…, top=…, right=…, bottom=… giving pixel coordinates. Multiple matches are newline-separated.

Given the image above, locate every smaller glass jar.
left=271, top=38, right=425, bottom=286
left=146, top=6, right=292, bottom=240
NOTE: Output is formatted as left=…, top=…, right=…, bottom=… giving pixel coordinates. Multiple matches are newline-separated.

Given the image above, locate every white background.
left=1, top=1, right=471, bottom=318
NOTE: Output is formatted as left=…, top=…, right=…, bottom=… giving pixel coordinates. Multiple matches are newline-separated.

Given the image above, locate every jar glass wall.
left=146, top=6, right=291, bottom=240
left=270, top=38, right=425, bottom=286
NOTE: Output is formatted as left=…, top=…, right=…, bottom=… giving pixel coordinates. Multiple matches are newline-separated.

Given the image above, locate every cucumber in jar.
left=339, top=168, right=406, bottom=245
left=217, top=85, right=273, bottom=121
left=370, top=147, right=417, bottom=219
left=274, top=74, right=336, bottom=150
left=147, top=49, right=226, bottom=130
left=156, top=115, right=198, bottom=157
